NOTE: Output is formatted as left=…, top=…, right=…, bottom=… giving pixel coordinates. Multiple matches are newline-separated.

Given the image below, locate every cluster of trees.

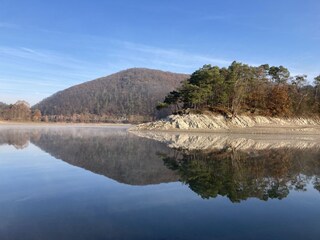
left=158, top=62, right=320, bottom=117
left=0, top=101, right=42, bottom=121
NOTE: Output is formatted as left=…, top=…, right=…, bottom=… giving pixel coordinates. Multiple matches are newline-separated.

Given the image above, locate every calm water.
left=0, top=126, right=320, bottom=240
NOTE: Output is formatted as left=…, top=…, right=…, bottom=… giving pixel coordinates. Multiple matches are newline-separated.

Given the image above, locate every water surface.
left=0, top=126, right=320, bottom=240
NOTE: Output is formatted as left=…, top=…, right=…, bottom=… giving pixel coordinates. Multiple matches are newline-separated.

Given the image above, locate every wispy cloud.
left=0, top=46, right=111, bottom=104
left=0, top=22, right=18, bottom=29
left=111, top=40, right=232, bottom=71
left=0, top=46, right=101, bottom=72
left=200, top=15, right=230, bottom=21
left=123, top=42, right=202, bottom=62
left=0, top=46, right=111, bottom=78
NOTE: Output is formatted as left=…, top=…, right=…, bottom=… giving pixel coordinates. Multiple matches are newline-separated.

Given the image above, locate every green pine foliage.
left=158, top=62, right=320, bottom=117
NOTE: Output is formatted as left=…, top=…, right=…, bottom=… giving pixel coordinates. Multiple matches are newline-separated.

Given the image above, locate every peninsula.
left=132, top=62, right=320, bottom=133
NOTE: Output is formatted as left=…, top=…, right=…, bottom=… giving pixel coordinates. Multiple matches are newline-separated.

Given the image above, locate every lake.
left=0, top=126, right=320, bottom=240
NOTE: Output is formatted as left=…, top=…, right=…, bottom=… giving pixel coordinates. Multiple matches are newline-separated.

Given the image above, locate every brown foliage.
left=267, top=85, right=292, bottom=117
left=34, top=68, right=188, bottom=121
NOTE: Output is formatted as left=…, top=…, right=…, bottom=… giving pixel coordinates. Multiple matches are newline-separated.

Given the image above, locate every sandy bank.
left=130, top=113, right=320, bottom=134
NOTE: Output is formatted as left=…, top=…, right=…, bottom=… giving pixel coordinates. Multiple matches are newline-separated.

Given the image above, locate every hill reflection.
left=0, top=127, right=178, bottom=185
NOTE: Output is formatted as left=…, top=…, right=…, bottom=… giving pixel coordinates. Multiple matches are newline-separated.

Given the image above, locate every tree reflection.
left=160, top=147, right=320, bottom=202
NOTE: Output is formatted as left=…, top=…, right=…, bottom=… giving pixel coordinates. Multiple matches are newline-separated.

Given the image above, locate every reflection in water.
left=135, top=132, right=320, bottom=202
left=0, top=128, right=32, bottom=149
left=1, top=127, right=320, bottom=201
left=132, top=131, right=320, bottom=150
left=0, top=127, right=178, bottom=185
left=161, top=148, right=320, bottom=202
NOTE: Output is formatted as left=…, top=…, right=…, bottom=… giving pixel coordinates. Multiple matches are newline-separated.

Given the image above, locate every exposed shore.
left=2, top=115, right=320, bottom=135
left=0, top=121, right=132, bottom=128
left=130, top=113, right=320, bottom=135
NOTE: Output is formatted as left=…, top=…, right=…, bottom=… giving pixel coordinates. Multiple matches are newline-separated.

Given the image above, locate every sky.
left=0, top=0, right=319, bottom=105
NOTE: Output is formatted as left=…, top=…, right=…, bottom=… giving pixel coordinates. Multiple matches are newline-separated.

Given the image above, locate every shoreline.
left=2, top=119, right=320, bottom=135
left=0, top=121, right=132, bottom=128
left=130, top=113, right=320, bottom=135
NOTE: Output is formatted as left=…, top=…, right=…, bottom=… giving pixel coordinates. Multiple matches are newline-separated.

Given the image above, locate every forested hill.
left=33, top=68, right=188, bottom=121
left=0, top=102, right=7, bottom=108
left=0, top=102, right=8, bottom=113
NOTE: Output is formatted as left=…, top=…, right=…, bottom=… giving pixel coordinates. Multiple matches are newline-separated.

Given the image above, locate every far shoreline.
left=0, top=121, right=132, bottom=128
left=2, top=120, right=320, bottom=136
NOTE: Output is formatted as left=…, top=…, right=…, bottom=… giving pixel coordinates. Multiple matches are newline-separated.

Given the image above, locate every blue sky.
left=0, top=0, right=319, bottom=105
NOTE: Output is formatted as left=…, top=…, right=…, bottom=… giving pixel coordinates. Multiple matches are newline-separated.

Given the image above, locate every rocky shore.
left=130, top=113, right=320, bottom=133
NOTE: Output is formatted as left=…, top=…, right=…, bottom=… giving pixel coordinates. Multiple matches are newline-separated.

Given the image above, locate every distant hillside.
left=0, top=102, right=8, bottom=119
left=0, top=102, right=7, bottom=109
left=34, top=68, right=188, bottom=121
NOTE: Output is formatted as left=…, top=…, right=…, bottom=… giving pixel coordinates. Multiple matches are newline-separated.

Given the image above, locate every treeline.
left=0, top=101, right=147, bottom=123
left=158, top=61, right=320, bottom=117
left=37, top=113, right=147, bottom=123
left=0, top=101, right=42, bottom=121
